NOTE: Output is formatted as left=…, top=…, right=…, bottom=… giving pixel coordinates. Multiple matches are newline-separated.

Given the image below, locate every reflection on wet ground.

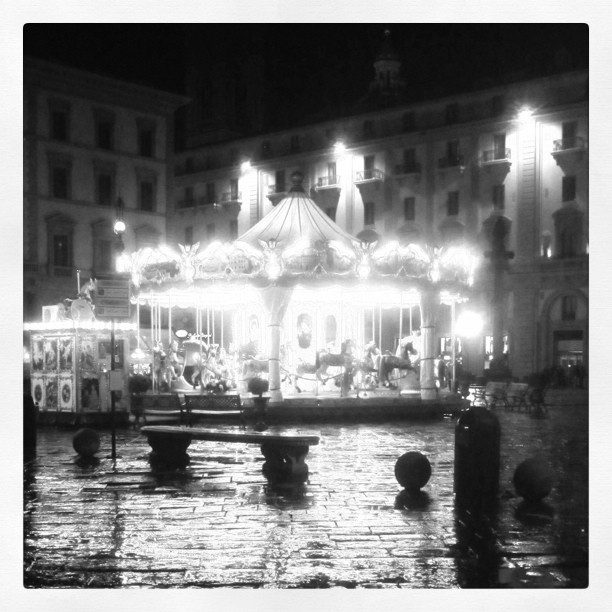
left=24, top=406, right=587, bottom=588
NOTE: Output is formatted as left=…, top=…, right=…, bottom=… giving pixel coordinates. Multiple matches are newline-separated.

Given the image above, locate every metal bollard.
left=454, top=406, right=501, bottom=513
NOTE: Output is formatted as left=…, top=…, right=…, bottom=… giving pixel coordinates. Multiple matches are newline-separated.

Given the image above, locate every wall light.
left=241, top=160, right=252, bottom=173
left=517, top=107, right=533, bottom=123
left=333, top=141, right=346, bottom=156
left=456, top=312, right=483, bottom=338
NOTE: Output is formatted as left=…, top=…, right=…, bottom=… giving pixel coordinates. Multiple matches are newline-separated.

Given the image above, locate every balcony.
left=437, top=155, right=465, bottom=174
left=266, top=183, right=288, bottom=205
left=354, top=168, right=385, bottom=185
left=314, top=175, right=341, bottom=192
left=394, top=162, right=422, bottom=184
left=551, top=137, right=587, bottom=166
left=480, top=148, right=512, bottom=175
left=220, top=191, right=242, bottom=214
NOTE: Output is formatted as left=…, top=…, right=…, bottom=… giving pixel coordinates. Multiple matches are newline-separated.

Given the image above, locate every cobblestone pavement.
left=23, top=405, right=588, bottom=589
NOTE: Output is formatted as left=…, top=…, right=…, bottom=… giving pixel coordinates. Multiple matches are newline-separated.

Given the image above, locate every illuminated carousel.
left=119, top=171, right=478, bottom=406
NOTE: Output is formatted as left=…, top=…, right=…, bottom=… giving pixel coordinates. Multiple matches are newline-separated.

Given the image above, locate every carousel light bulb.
left=266, top=259, right=282, bottom=280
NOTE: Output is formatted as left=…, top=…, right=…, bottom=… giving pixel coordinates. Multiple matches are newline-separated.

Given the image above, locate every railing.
left=220, top=191, right=242, bottom=203
left=355, top=168, right=385, bottom=182
left=481, top=148, right=511, bottom=163
left=553, top=137, right=586, bottom=152
left=438, top=155, right=464, bottom=169
left=394, top=163, right=422, bottom=175
left=177, top=198, right=195, bottom=209
left=316, top=175, right=341, bottom=188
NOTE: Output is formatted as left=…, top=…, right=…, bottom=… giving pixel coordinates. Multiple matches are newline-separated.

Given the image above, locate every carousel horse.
left=315, top=339, right=357, bottom=385
left=378, top=337, right=418, bottom=388
left=153, top=341, right=175, bottom=391
left=353, top=341, right=381, bottom=389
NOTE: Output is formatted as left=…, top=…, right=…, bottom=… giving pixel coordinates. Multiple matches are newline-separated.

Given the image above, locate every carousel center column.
left=262, top=284, right=294, bottom=403
left=419, top=286, right=438, bottom=401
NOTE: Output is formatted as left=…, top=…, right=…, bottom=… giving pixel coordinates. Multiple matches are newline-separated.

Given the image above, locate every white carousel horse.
left=315, top=339, right=357, bottom=385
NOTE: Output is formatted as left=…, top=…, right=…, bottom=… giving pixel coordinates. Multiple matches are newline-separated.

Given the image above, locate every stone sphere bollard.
left=513, top=458, right=553, bottom=502
left=395, top=451, right=432, bottom=491
left=72, top=428, right=101, bottom=457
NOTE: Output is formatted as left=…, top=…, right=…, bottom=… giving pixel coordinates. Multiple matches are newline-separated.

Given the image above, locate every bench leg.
left=260, top=443, right=310, bottom=487
left=146, top=432, right=193, bottom=466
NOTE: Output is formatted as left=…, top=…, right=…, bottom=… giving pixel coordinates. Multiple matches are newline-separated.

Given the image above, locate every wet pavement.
left=23, top=405, right=588, bottom=589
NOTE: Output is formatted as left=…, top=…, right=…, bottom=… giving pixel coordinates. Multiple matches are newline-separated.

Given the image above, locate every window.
left=403, top=148, right=417, bottom=172
left=275, top=170, right=286, bottom=193
left=364, top=202, right=375, bottom=225
left=206, top=182, right=216, bottom=204
left=229, top=220, right=238, bottom=240
left=446, top=141, right=459, bottom=161
left=445, top=103, right=459, bottom=124
left=562, top=175, right=576, bottom=202
left=95, top=115, right=114, bottom=150
left=402, top=111, right=415, bottom=132
left=493, top=185, right=505, bottom=210
left=562, top=121, right=577, bottom=149
left=327, top=162, right=337, bottom=182
left=560, top=228, right=578, bottom=258
left=185, top=157, right=194, bottom=173
left=184, top=226, right=193, bottom=245
left=493, top=133, right=507, bottom=160
left=139, top=180, right=154, bottom=211
left=50, top=108, right=68, bottom=141
left=138, top=124, right=155, bottom=157
left=184, top=186, right=194, bottom=207
left=447, top=191, right=459, bottom=216
left=561, top=295, right=577, bottom=321
left=230, top=179, right=239, bottom=200
left=404, top=197, right=416, bottom=221
left=290, top=135, right=300, bottom=153
left=48, top=153, right=72, bottom=200
left=53, top=235, right=70, bottom=268
left=51, top=166, right=69, bottom=199
left=46, top=214, right=75, bottom=276
left=326, top=207, right=336, bottom=221
left=95, top=238, right=113, bottom=274
left=207, top=223, right=216, bottom=241
left=96, top=173, right=113, bottom=206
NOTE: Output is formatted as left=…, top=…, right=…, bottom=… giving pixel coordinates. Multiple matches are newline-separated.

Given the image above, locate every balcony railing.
left=438, top=155, right=464, bottom=169
left=394, top=162, right=422, bottom=175
left=177, top=198, right=195, bottom=209
left=268, top=184, right=287, bottom=195
left=481, top=148, right=511, bottom=163
left=553, top=137, right=586, bottom=152
left=316, top=175, right=341, bottom=188
left=355, top=168, right=385, bottom=182
left=220, top=191, right=242, bottom=203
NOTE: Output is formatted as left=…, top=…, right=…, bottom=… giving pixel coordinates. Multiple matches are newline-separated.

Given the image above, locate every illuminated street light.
left=333, top=141, right=346, bottom=156
left=241, top=160, right=252, bottom=173
left=517, top=106, right=533, bottom=122
left=456, top=311, right=483, bottom=337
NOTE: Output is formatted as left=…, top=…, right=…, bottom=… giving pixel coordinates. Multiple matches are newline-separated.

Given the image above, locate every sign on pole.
left=94, top=276, right=131, bottom=319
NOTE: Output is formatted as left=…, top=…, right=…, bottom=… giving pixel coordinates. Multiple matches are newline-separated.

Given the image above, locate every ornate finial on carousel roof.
left=289, top=171, right=305, bottom=193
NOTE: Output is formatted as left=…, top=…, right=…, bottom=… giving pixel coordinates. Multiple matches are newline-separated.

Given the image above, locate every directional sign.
left=94, top=276, right=131, bottom=319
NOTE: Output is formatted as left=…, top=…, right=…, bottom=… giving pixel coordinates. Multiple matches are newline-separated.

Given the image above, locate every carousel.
left=116, top=171, right=478, bottom=410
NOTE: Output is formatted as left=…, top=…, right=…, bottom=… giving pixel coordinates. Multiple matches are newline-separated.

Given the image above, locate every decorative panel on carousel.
left=58, top=336, right=75, bottom=373
left=44, top=374, right=58, bottom=410
left=31, top=373, right=45, bottom=407
left=58, top=373, right=75, bottom=411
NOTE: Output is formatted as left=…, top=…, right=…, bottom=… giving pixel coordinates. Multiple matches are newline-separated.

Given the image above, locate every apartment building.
left=23, top=58, right=189, bottom=319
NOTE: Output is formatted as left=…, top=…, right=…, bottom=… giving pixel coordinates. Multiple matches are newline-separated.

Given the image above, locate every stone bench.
left=131, top=393, right=186, bottom=427
left=140, top=425, right=320, bottom=487
left=183, top=393, right=243, bottom=425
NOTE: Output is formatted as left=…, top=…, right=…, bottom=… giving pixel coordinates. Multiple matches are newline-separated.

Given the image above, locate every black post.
left=110, top=318, right=116, bottom=459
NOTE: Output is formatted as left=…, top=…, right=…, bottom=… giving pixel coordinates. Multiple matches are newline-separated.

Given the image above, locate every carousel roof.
left=238, top=171, right=356, bottom=249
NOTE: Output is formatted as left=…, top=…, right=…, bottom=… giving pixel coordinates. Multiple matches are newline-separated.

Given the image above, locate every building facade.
left=168, top=67, right=588, bottom=382
left=23, top=58, right=189, bottom=319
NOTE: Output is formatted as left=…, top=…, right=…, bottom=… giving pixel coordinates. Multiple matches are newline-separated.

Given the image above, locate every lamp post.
left=110, top=198, right=126, bottom=459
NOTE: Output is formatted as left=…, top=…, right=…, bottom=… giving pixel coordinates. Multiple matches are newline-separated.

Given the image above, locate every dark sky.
left=24, top=23, right=588, bottom=129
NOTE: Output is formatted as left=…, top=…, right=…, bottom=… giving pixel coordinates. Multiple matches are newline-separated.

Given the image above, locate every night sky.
left=24, top=23, right=588, bottom=131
